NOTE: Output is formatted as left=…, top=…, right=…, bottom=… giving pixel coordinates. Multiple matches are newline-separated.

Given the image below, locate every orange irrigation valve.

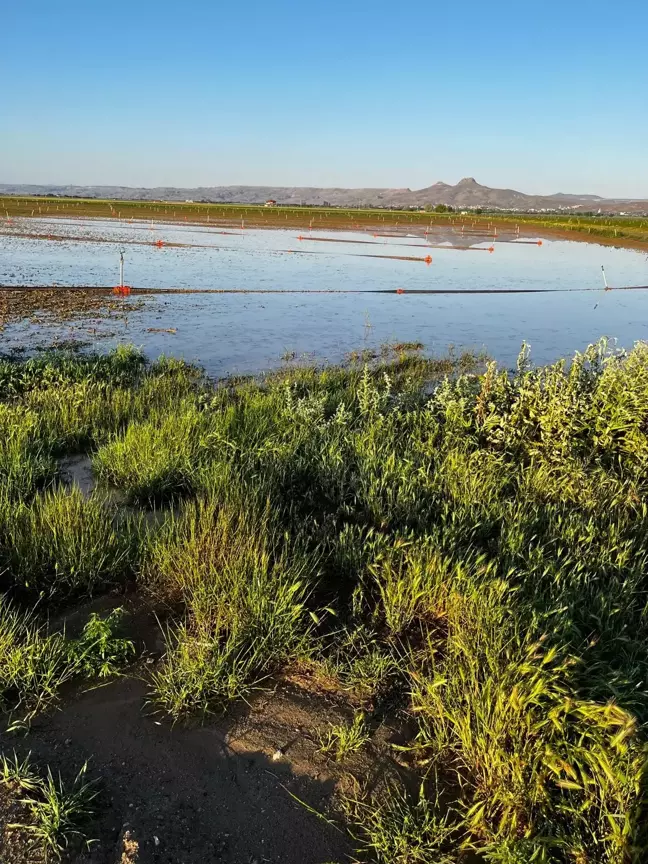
left=154, top=239, right=165, bottom=248
left=396, top=288, right=405, bottom=294
left=424, top=255, right=433, bottom=265
left=113, top=285, right=131, bottom=296
left=537, top=240, right=543, bottom=246
left=488, top=246, right=495, bottom=253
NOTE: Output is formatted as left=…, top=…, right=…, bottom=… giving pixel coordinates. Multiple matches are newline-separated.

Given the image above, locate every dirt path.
left=1, top=669, right=386, bottom=863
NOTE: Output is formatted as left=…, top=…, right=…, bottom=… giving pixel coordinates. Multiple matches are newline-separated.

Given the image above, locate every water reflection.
left=1, top=218, right=646, bottom=374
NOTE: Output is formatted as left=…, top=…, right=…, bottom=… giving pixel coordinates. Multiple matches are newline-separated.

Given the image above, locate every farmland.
left=2, top=195, right=648, bottom=251
left=1, top=341, right=647, bottom=862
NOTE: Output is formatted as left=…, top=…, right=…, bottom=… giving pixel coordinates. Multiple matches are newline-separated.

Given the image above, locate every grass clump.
left=1, top=486, right=140, bottom=600
left=1, top=753, right=99, bottom=861
left=305, top=630, right=402, bottom=708
left=0, top=599, right=72, bottom=722
left=1, top=751, right=41, bottom=792
left=318, top=712, right=370, bottom=761
left=92, top=404, right=204, bottom=504
left=147, top=499, right=315, bottom=718
left=0, top=407, right=56, bottom=500
left=342, top=782, right=457, bottom=864
left=152, top=625, right=273, bottom=718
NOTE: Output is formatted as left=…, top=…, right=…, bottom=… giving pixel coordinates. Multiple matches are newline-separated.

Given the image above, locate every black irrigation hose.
left=2, top=286, right=647, bottom=295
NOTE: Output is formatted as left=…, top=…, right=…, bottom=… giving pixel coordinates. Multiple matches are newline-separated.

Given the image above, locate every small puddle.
left=59, top=454, right=95, bottom=496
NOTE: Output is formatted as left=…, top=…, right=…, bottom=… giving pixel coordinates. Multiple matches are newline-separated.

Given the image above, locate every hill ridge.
left=1, top=179, right=645, bottom=212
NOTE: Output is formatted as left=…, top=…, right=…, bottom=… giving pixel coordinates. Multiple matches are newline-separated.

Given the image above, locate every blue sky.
left=3, top=0, right=647, bottom=196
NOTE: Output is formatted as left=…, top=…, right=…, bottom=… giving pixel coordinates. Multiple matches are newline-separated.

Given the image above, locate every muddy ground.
left=1, top=594, right=412, bottom=864
left=0, top=289, right=151, bottom=337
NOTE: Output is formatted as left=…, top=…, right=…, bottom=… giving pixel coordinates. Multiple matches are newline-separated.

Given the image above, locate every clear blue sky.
left=3, top=0, right=647, bottom=196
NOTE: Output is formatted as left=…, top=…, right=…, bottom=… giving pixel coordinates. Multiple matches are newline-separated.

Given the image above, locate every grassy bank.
left=1, top=342, right=648, bottom=862
left=3, top=195, right=648, bottom=249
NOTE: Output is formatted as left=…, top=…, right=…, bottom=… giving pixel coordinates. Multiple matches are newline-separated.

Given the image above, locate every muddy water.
left=1, top=217, right=647, bottom=373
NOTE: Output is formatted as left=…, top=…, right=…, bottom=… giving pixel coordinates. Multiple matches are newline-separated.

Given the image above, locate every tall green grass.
left=146, top=498, right=315, bottom=717
left=0, top=598, right=72, bottom=720
left=92, top=403, right=205, bottom=503
left=2, top=342, right=648, bottom=861
left=0, top=404, right=56, bottom=499
left=0, top=486, right=141, bottom=599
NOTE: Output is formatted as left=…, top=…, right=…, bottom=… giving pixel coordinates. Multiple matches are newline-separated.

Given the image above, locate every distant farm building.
left=265, top=199, right=277, bottom=207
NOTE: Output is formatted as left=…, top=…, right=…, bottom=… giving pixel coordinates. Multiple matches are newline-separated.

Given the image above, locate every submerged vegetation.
left=0, top=288, right=149, bottom=334
left=1, top=341, right=648, bottom=861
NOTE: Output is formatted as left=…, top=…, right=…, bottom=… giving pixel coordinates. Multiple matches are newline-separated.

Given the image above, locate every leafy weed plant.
left=67, top=607, right=136, bottom=678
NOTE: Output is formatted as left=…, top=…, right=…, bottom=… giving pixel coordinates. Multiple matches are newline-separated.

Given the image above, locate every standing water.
left=1, top=217, right=647, bottom=373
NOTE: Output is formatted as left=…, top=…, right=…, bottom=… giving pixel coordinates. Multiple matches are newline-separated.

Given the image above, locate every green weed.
left=6, top=759, right=99, bottom=861
left=67, top=608, right=136, bottom=678
left=318, top=712, right=370, bottom=761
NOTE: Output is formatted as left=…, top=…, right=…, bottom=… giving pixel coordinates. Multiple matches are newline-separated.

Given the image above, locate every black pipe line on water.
left=2, top=286, right=647, bottom=296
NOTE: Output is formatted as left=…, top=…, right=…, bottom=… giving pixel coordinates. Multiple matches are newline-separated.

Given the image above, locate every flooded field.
left=1, top=216, right=647, bottom=373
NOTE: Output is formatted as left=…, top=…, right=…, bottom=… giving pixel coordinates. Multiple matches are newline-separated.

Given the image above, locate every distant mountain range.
left=1, top=178, right=646, bottom=213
